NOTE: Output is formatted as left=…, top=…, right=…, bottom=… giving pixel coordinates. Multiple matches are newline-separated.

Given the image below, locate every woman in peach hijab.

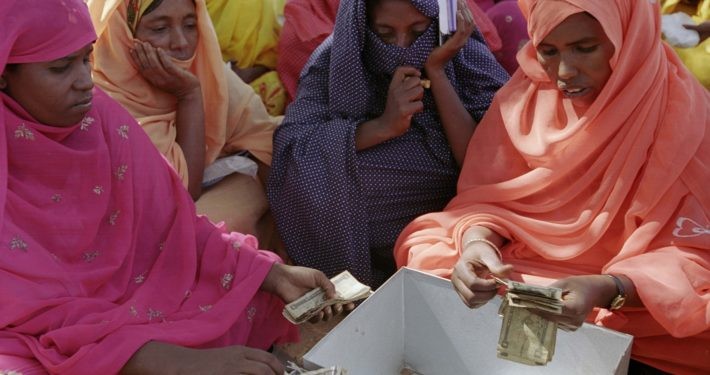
left=88, top=0, right=279, bottom=242
left=395, top=0, right=709, bottom=373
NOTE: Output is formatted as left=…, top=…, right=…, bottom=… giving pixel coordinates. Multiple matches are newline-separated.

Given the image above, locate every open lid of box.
left=304, top=268, right=633, bottom=375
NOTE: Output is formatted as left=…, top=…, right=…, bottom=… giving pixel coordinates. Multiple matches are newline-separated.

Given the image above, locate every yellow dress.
left=662, top=0, right=710, bottom=89
left=207, top=0, right=288, bottom=115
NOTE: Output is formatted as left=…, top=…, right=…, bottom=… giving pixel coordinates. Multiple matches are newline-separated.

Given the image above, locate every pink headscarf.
left=0, top=1, right=296, bottom=374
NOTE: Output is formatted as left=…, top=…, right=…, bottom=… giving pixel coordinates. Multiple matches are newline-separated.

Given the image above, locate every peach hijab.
left=88, top=0, right=274, bottom=186
left=395, top=0, right=709, bottom=371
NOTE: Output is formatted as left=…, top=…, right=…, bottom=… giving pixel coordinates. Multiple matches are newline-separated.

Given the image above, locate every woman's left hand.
left=261, top=263, right=354, bottom=323
left=425, top=0, right=476, bottom=72
left=532, top=275, right=617, bottom=331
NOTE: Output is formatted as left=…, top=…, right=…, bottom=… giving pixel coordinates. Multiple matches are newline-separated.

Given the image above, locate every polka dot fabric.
left=267, top=0, right=508, bottom=286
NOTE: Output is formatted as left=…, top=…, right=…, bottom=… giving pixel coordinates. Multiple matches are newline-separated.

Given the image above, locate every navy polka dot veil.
left=267, top=0, right=508, bottom=286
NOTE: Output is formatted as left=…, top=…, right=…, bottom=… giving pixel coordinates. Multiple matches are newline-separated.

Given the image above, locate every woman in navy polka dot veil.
left=267, top=0, right=508, bottom=287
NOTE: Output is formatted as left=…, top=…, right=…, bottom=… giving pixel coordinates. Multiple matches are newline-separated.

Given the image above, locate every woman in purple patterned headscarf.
left=268, top=0, right=508, bottom=286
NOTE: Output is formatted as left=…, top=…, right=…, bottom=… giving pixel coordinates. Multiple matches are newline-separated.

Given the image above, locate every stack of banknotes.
left=493, top=276, right=564, bottom=366
left=282, top=270, right=372, bottom=324
left=285, top=361, right=348, bottom=375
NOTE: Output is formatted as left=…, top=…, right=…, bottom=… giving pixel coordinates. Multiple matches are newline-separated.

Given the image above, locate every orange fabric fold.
left=395, top=0, right=709, bottom=373
left=89, top=0, right=278, bottom=187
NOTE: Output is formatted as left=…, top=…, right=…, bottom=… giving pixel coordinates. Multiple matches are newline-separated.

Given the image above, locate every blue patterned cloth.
left=267, top=0, right=508, bottom=286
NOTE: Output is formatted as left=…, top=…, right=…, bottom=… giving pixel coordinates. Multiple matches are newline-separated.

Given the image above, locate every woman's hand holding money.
left=452, top=228, right=513, bottom=309
left=261, top=264, right=353, bottom=322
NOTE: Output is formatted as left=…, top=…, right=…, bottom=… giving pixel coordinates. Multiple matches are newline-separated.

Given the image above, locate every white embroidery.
left=93, top=186, right=104, bottom=195
left=0, top=370, right=24, bottom=375
left=14, top=124, right=35, bottom=140
left=51, top=194, right=63, bottom=203
left=9, top=236, right=28, bottom=252
left=83, top=250, right=100, bottom=263
left=232, top=240, right=241, bottom=250
left=134, top=272, right=146, bottom=284
left=80, top=116, right=95, bottom=131
left=115, top=165, right=128, bottom=180
left=247, top=306, right=257, bottom=322
left=117, top=125, right=129, bottom=139
left=221, top=273, right=234, bottom=290
left=129, top=306, right=138, bottom=317
left=673, top=217, right=710, bottom=238
left=146, top=308, right=165, bottom=322
left=109, top=210, right=121, bottom=226
left=199, top=304, right=213, bottom=312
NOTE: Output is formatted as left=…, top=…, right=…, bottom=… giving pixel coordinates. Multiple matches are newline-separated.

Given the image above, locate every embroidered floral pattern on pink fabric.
left=117, top=125, right=129, bottom=139
left=9, top=236, right=28, bottom=252
left=109, top=210, right=121, bottom=226
left=80, top=116, right=95, bottom=131
left=82, top=250, right=100, bottom=263
left=115, top=165, right=128, bottom=180
left=14, top=124, right=35, bottom=140
left=221, top=273, right=234, bottom=290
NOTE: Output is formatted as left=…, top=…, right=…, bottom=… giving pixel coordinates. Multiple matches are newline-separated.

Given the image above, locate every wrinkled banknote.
left=283, top=270, right=372, bottom=324
left=285, top=361, right=348, bottom=375
left=494, top=277, right=563, bottom=366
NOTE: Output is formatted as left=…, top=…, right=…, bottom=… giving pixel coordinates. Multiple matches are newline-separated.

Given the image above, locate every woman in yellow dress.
left=206, top=0, right=288, bottom=115
left=662, top=0, right=710, bottom=89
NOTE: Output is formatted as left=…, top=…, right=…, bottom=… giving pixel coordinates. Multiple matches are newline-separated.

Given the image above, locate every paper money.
left=494, top=278, right=563, bottom=366
left=285, top=361, right=348, bottom=375
left=283, top=270, right=371, bottom=324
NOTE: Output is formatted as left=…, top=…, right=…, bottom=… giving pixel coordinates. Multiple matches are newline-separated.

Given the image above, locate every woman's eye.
left=151, top=26, right=167, bottom=33
left=577, top=45, right=599, bottom=53
left=411, top=29, right=426, bottom=38
left=538, top=48, right=557, bottom=57
left=49, top=65, right=70, bottom=73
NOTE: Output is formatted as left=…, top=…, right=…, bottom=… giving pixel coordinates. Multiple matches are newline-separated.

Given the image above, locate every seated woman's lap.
left=196, top=172, right=269, bottom=241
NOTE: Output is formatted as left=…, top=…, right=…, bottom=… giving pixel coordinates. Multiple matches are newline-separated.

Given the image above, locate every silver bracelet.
left=462, top=238, right=503, bottom=260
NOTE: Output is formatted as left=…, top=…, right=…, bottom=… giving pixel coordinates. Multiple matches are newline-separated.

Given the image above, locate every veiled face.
left=368, top=0, right=432, bottom=48
left=536, top=12, right=615, bottom=107
left=134, top=0, right=198, bottom=61
left=1, top=44, right=94, bottom=127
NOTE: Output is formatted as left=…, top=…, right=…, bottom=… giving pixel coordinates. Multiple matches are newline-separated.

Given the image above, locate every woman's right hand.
left=121, top=342, right=285, bottom=375
left=130, top=40, right=201, bottom=99
left=451, top=242, right=513, bottom=309
left=379, top=66, right=425, bottom=137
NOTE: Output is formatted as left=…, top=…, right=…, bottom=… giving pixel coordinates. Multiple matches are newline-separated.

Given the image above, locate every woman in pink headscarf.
left=395, top=0, right=709, bottom=373
left=0, top=1, right=346, bottom=374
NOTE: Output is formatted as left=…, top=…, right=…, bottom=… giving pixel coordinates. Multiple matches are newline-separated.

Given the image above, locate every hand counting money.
left=283, top=271, right=372, bottom=324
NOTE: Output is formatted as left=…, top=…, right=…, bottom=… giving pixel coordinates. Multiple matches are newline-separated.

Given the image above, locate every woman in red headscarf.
left=0, top=1, right=345, bottom=374
left=395, top=0, right=709, bottom=373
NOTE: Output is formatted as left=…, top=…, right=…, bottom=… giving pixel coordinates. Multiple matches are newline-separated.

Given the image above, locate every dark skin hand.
left=453, top=225, right=643, bottom=331
left=121, top=264, right=354, bottom=375
left=355, top=66, right=425, bottom=150
left=424, top=0, right=478, bottom=166
left=684, top=21, right=710, bottom=43
left=231, top=63, right=270, bottom=84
